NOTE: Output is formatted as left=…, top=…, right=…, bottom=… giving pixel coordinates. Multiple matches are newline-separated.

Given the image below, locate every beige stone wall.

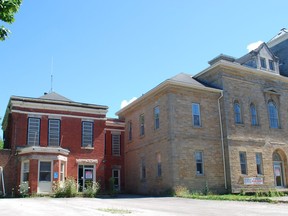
left=121, top=85, right=226, bottom=194
left=198, top=65, right=288, bottom=192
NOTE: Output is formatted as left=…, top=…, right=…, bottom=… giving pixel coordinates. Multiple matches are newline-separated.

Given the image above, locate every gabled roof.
left=39, top=91, right=72, bottom=102
left=236, top=42, right=278, bottom=64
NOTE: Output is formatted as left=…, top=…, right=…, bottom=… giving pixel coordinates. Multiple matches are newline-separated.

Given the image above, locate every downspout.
left=218, top=91, right=227, bottom=189
left=0, top=166, right=5, bottom=196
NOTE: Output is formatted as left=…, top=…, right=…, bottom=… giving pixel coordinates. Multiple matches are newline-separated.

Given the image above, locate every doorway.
left=112, top=169, right=121, bottom=191
left=38, top=161, right=52, bottom=193
left=78, top=165, right=95, bottom=192
left=273, top=152, right=285, bottom=187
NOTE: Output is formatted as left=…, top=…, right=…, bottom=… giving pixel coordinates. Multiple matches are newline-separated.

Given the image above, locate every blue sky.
left=1, top=0, right=288, bottom=136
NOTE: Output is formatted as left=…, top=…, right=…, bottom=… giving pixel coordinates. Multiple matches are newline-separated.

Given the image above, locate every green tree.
left=0, top=0, right=22, bottom=41
left=0, top=137, right=3, bottom=149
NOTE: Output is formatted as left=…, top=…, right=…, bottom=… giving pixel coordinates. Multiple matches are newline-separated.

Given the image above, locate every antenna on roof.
left=50, top=56, right=54, bottom=93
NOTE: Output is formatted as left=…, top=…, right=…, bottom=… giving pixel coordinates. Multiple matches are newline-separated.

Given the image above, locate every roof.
left=167, top=73, right=207, bottom=88
left=116, top=73, right=221, bottom=116
left=39, top=92, right=72, bottom=102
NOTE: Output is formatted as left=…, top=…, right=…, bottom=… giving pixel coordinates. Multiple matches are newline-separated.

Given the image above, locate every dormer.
left=236, top=43, right=280, bottom=74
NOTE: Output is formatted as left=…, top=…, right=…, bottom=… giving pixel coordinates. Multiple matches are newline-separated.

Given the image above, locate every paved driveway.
left=1, top=195, right=288, bottom=216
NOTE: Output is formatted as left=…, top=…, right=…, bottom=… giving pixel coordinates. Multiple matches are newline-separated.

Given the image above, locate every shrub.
left=83, top=181, right=100, bottom=198
left=173, top=185, right=190, bottom=197
left=18, top=182, right=30, bottom=197
left=53, top=177, right=77, bottom=198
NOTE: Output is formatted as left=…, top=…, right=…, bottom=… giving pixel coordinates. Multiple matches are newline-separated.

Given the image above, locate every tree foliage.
left=0, top=0, right=22, bottom=41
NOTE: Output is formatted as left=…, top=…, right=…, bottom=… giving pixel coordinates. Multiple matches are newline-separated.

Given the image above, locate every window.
left=22, top=161, right=29, bottom=182
left=112, top=134, right=121, bottom=156
left=139, top=114, right=145, bottom=136
left=269, top=60, right=275, bottom=71
left=250, top=103, right=258, bottom=126
left=82, top=121, right=93, bottom=147
left=260, top=57, right=267, bottom=69
left=234, top=101, right=242, bottom=124
left=156, top=153, right=162, bottom=177
left=195, top=151, right=204, bottom=175
left=60, top=162, right=65, bottom=181
left=48, top=119, right=60, bottom=146
left=268, top=101, right=279, bottom=128
left=256, top=153, right=263, bottom=175
left=154, top=106, right=160, bottom=129
left=192, top=103, right=201, bottom=127
left=141, top=158, right=146, bottom=180
left=39, top=161, right=51, bottom=181
left=27, top=118, right=40, bottom=146
left=239, top=152, right=247, bottom=175
left=128, top=121, right=132, bottom=141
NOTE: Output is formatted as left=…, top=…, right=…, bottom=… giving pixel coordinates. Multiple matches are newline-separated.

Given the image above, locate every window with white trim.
left=27, top=118, right=40, bottom=146
left=22, top=161, right=29, bottom=182
left=60, top=162, right=65, bottom=181
left=48, top=119, right=60, bottom=146
left=192, top=103, right=201, bottom=127
left=82, top=121, right=93, bottom=147
left=195, top=151, right=204, bottom=175
left=39, top=161, right=51, bottom=181
left=269, top=60, right=275, bottom=71
left=112, top=134, right=121, bottom=156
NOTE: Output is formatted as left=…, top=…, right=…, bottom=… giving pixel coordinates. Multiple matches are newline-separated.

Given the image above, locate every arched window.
left=273, top=152, right=282, bottom=161
left=268, top=101, right=279, bottom=128
left=250, top=103, right=258, bottom=126
left=234, top=101, right=242, bottom=124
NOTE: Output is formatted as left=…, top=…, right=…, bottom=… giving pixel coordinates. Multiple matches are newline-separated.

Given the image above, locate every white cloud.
left=120, top=97, right=137, bottom=109
left=246, top=41, right=263, bottom=52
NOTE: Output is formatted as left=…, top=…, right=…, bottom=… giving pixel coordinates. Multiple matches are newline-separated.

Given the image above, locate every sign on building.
left=244, top=177, right=264, bottom=185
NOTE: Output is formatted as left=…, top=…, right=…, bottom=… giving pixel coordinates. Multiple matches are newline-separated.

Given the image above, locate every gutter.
left=218, top=91, right=227, bottom=189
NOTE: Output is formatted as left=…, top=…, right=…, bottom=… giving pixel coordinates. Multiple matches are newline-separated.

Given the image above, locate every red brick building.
left=0, top=92, right=124, bottom=196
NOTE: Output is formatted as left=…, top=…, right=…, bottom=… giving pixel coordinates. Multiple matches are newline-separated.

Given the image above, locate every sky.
left=1, top=0, right=288, bottom=136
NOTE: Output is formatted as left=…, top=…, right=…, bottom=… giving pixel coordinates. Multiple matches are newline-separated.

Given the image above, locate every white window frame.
left=192, top=103, right=201, bottom=127
left=269, top=59, right=275, bottom=71
left=21, top=161, right=30, bottom=183
left=60, top=162, right=65, bottom=182
left=39, top=161, right=52, bottom=182
left=260, top=57, right=267, bottom=69
left=112, top=134, right=121, bottom=156
left=27, top=117, right=40, bottom=146
left=48, top=119, right=60, bottom=146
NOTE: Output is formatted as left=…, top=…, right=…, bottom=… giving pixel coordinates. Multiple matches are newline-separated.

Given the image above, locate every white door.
left=38, top=161, right=52, bottom=193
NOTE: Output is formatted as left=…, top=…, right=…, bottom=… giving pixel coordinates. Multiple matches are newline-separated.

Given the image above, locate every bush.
left=18, top=182, right=30, bottom=197
left=53, top=177, right=77, bottom=198
left=83, top=181, right=100, bottom=198
left=173, top=185, right=190, bottom=197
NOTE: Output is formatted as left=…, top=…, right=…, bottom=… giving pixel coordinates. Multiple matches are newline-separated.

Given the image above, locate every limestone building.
left=117, top=29, right=288, bottom=194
